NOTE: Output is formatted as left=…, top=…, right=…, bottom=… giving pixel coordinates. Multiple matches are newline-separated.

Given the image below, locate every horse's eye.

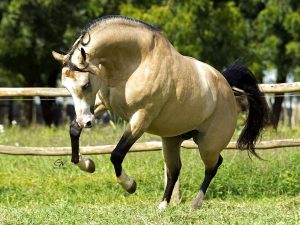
left=82, top=83, right=90, bottom=90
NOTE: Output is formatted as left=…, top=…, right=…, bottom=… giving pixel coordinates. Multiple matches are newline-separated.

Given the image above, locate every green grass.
left=0, top=125, right=299, bottom=224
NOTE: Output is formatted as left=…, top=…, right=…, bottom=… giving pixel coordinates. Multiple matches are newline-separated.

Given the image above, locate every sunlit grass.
left=0, top=125, right=299, bottom=224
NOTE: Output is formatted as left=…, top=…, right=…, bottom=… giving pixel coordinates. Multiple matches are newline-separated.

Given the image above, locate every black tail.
left=223, top=62, right=269, bottom=159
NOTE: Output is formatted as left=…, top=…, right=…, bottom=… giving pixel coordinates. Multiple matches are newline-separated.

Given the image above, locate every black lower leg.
left=69, top=119, right=82, bottom=164
left=162, top=170, right=180, bottom=203
left=200, top=155, right=223, bottom=194
left=110, top=132, right=136, bottom=177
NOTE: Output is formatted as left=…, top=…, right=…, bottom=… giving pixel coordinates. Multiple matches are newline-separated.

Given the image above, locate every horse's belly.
left=146, top=109, right=207, bottom=137
left=146, top=85, right=236, bottom=137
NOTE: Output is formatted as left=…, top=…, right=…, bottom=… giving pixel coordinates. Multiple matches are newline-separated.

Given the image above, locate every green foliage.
left=0, top=0, right=104, bottom=86
left=120, top=2, right=201, bottom=59
left=284, top=12, right=300, bottom=77
left=198, top=1, right=249, bottom=68
left=250, top=1, right=300, bottom=80
left=0, top=68, right=24, bottom=86
left=0, top=0, right=300, bottom=126
left=284, top=12, right=300, bottom=39
left=0, top=0, right=299, bottom=84
left=120, top=1, right=250, bottom=69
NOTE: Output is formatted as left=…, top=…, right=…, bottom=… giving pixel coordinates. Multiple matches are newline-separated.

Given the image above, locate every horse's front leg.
left=110, top=110, right=148, bottom=193
left=70, top=119, right=82, bottom=164
left=70, top=119, right=95, bottom=173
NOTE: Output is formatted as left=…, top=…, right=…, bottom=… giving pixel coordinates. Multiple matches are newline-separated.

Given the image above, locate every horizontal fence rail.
left=259, top=82, right=300, bottom=93
left=1, top=139, right=300, bottom=156
left=0, top=84, right=300, bottom=156
left=0, top=88, right=70, bottom=97
left=1, top=82, right=300, bottom=97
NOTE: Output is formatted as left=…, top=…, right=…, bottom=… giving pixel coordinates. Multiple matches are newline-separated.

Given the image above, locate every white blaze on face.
left=72, top=95, right=95, bottom=128
left=62, top=67, right=95, bottom=128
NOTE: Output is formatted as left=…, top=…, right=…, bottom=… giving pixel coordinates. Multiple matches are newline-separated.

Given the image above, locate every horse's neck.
left=87, top=25, right=156, bottom=86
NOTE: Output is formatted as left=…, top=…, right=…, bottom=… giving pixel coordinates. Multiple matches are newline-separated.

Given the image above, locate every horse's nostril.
left=85, top=121, right=92, bottom=127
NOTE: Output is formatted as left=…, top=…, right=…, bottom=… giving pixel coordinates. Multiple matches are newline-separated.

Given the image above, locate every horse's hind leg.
left=159, top=136, right=183, bottom=209
left=192, top=151, right=223, bottom=209
left=191, top=88, right=236, bottom=209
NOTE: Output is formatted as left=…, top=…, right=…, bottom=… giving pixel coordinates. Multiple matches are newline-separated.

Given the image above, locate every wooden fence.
left=1, top=81, right=300, bottom=97
left=1, top=139, right=300, bottom=156
left=1, top=82, right=300, bottom=155
left=0, top=83, right=300, bottom=202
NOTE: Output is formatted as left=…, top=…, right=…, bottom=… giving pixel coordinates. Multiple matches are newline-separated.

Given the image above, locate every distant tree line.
left=0, top=0, right=299, bottom=128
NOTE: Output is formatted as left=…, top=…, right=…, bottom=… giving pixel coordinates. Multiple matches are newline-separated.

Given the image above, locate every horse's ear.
left=52, top=51, right=65, bottom=62
left=81, top=48, right=86, bottom=62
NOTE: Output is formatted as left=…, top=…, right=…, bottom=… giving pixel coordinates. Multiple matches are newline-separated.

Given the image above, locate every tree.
left=1, top=0, right=299, bottom=128
left=120, top=0, right=250, bottom=70
left=0, top=0, right=104, bottom=125
left=249, top=0, right=300, bottom=128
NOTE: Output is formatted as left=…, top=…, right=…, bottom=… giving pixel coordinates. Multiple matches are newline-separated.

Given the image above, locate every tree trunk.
left=8, top=100, right=13, bottom=125
left=270, top=69, right=287, bottom=129
left=40, top=97, right=56, bottom=126
left=22, top=98, right=33, bottom=126
left=271, top=94, right=284, bottom=129
left=40, top=71, right=59, bottom=126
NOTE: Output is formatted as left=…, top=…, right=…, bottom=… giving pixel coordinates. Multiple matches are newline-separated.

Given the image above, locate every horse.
left=52, top=15, right=268, bottom=209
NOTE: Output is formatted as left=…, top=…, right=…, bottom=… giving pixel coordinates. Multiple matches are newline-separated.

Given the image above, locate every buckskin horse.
left=52, top=15, right=268, bottom=209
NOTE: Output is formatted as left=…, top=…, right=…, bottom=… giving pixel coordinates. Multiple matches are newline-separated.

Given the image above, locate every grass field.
left=0, top=125, right=299, bottom=224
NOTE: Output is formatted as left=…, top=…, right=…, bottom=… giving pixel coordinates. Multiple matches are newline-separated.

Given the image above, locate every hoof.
left=126, top=180, right=137, bottom=194
left=191, top=191, right=204, bottom=209
left=77, top=156, right=96, bottom=173
left=158, top=200, right=168, bottom=210
left=117, top=169, right=137, bottom=194
left=191, top=198, right=203, bottom=209
left=85, top=159, right=95, bottom=173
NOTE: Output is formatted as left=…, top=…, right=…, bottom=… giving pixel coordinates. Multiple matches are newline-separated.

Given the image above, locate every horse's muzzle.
left=76, top=114, right=95, bottom=128
left=85, top=121, right=92, bottom=128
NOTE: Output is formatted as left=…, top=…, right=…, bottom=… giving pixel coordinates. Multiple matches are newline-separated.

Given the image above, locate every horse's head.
left=52, top=47, right=101, bottom=128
